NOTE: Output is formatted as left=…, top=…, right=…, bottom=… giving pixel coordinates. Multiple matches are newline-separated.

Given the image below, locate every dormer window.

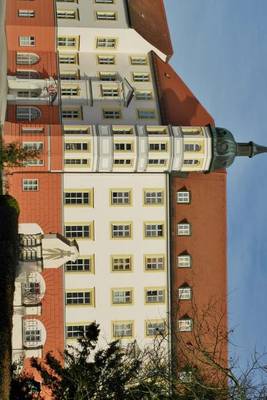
left=176, top=189, right=190, bottom=204
left=177, top=221, right=191, bottom=236
left=178, top=315, right=193, bottom=332
left=177, top=253, right=191, bottom=268
left=178, top=284, right=192, bottom=300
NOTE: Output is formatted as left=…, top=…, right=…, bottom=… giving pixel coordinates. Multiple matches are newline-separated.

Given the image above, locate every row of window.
left=63, top=222, right=192, bottom=239
left=65, top=288, right=167, bottom=305
left=66, top=317, right=192, bottom=340
left=64, top=253, right=192, bottom=272
left=15, top=106, right=157, bottom=121
left=56, top=9, right=118, bottom=21
left=17, top=36, right=119, bottom=50
left=15, top=52, right=148, bottom=67
left=64, top=223, right=165, bottom=239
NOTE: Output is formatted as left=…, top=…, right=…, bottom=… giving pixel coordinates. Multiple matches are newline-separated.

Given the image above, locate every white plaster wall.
left=63, top=173, right=168, bottom=346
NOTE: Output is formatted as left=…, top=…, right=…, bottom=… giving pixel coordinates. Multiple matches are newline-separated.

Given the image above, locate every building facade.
left=2, top=0, right=231, bottom=392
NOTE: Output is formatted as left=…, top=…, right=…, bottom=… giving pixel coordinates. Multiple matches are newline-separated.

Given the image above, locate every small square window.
left=177, top=254, right=191, bottom=268
left=178, top=318, right=193, bottom=332
left=19, top=36, right=35, bottom=47
left=178, top=286, right=192, bottom=300
left=22, top=179, right=39, bottom=191
left=177, top=223, right=191, bottom=236
left=177, top=191, right=190, bottom=204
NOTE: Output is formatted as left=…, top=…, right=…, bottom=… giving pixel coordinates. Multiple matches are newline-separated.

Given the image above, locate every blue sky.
left=165, top=0, right=267, bottom=369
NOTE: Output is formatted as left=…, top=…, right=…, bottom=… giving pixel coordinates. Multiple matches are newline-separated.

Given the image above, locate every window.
left=111, top=223, right=131, bottom=239
left=18, top=10, right=35, bottom=17
left=146, top=126, right=168, bottom=135
left=145, top=289, right=165, bottom=303
left=95, top=0, right=114, bottom=3
left=17, top=90, right=39, bottom=98
left=96, top=11, right=116, bottom=20
left=183, top=159, right=199, bottom=165
left=178, top=285, right=192, bottom=300
left=64, top=224, right=93, bottom=239
left=21, top=127, right=44, bottom=134
left=99, top=72, right=117, bottom=81
left=22, top=179, right=39, bottom=191
left=146, top=321, right=165, bottom=336
left=59, top=53, right=78, bottom=64
left=97, top=55, right=115, bottom=65
left=65, top=257, right=93, bottom=272
left=149, top=143, right=167, bottom=152
left=101, top=86, right=119, bottom=97
left=112, top=289, right=133, bottom=304
left=62, top=108, right=82, bottom=119
left=135, top=90, right=152, bottom=100
left=178, top=371, right=193, bottom=383
left=66, top=291, right=93, bottom=305
left=66, top=325, right=90, bottom=339
left=16, top=52, right=39, bottom=65
left=19, top=36, right=35, bottom=47
left=60, top=70, right=80, bottom=80
left=148, top=159, right=166, bottom=166
left=114, top=143, right=132, bottom=152
left=64, top=127, right=90, bottom=135
left=130, top=56, right=147, bottom=65
left=144, top=223, right=164, bottom=238
left=113, top=322, right=133, bottom=338
left=182, top=127, right=202, bottom=136
left=103, top=110, right=121, bottom=119
left=144, top=190, right=164, bottom=205
left=16, top=107, right=41, bottom=121
left=23, top=320, right=42, bottom=347
left=177, top=223, right=191, bottom=236
left=178, top=317, right=193, bottom=332
left=58, top=36, right=78, bottom=48
left=144, top=255, right=164, bottom=271
left=177, top=190, right=190, bottom=204
left=65, top=142, right=88, bottom=151
left=111, top=190, right=131, bottom=205
left=56, top=9, right=78, bottom=19
left=61, top=87, right=79, bottom=96
left=133, top=73, right=150, bottom=82
left=113, top=159, right=132, bottom=166
left=24, top=159, right=44, bottom=167
left=16, top=70, right=39, bottom=79
left=138, top=110, right=155, bottom=119
left=177, top=254, right=191, bottom=268
left=64, top=159, right=89, bottom=166
left=112, top=256, right=132, bottom=271
left=23, top=142, right=43, bottom=151
left=64, top=191, right=93, bottom=205
left=96, top=37, right=117, bottom=48
left=184, top=144, right=201, bottom=152
left=112, top=126, right=133, bottom=135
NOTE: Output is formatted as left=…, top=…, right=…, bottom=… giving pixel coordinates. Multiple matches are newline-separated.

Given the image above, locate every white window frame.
left=57, top=36, right=77, bottom=48
left=65, top=258, right=92, bottom=272
left=130, top=56, right=147, bottom=65
left=177, top=223, right=191, bottom=236
left=16, top=52, right=39, bottom=65
left=65, top=291, right=92, bottom=305
left=23, top=320, right=42, bottom=348
left=56, top=9, right=78, bottom=19
left=177, top=191, right=190, bottom=204
left=103, top=110, right=121, bottom=119
left=66, top=325, right=90, bottom=339
left=144, top=191, right=164, bottom=205
left=178, top=318, right=193, bottom=332
left=22, top=179, right=39, bottom=191
left=184, top=143, right=201, bottom=152
left=146, top=321, right=165, bottom=336
left=178, top=286, right=192, bottom=300
left=22, top=141, right=43, bottom=151
left=16, top=106, right=41, bottom=121
left=64, top=191, right=92, bottom=205
left=133, top=72, right=150, bottom=82
left=97, top=55, right=115, bottom=65
left=96, top=37, right=117, bottom=49
left=64, top=224, right=92, bottom=238
left=177, top=255, right=191, bottom=268
left=96, top=11, right=116, bottom=20
left=138, top=110, right=155, bottom=119
left=18, top=10, right=35, bottom=17
left=19, top=36, right=35, bottom=47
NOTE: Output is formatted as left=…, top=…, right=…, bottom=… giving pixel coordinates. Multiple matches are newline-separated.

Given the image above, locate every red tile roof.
left=127, top=0, right=173, bottom=59
left=151, top=52, right=215, bottom=126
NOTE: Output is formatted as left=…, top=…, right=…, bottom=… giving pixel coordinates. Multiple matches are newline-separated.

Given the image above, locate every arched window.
left=16, top=52, right=40, bottom=65
left=16, top=106, right=41, bottom=121
left=23, top=319, right=46, bottom=348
